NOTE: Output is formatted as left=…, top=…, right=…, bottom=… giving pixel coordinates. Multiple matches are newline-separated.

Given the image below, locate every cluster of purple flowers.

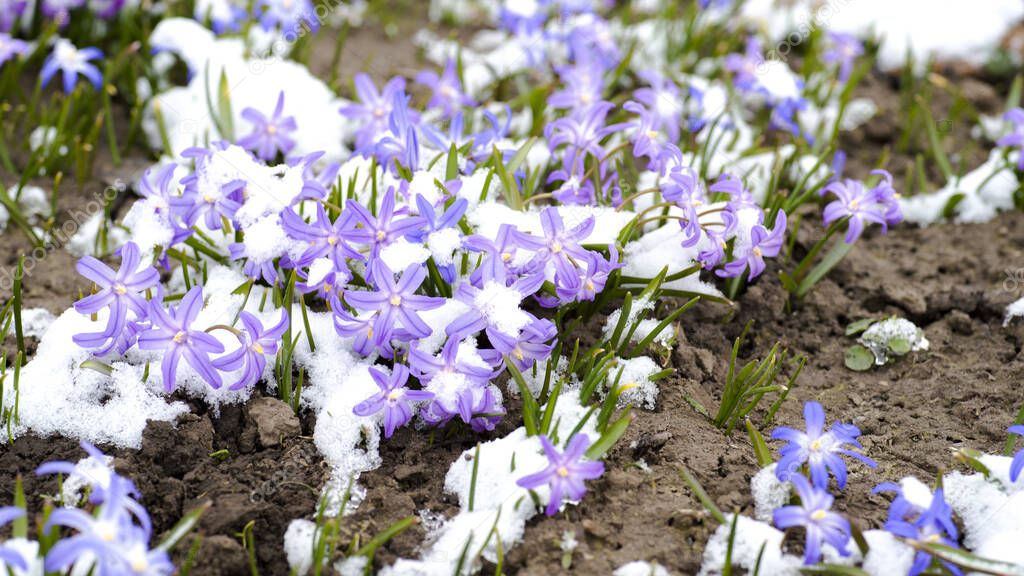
left=72, top=241, right=287, bottom=392
left=1, top=0, right=125, bottom=31
left=0, top=443, right=174, bottom=574
left=196, top=0, right=319, bottom=37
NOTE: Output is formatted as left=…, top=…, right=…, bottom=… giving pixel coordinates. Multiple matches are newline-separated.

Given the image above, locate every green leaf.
left=157, top=502, right=210, bottom=552
left=584, top=408, right=632, bottom=460
left=13, top=476, right=27, bottom=538
left=844, top=318, right=875, bottom=337
left=888, top=337, right=912, bottom=355
left=796, top=240, right=854, bottom=298
left=745, top=420, right=774, bottom=467
left=941, top=192, right=965, bottom=220
left=799, top=565, right=870, bottom=575
left=844, top=345, right=875, bottom=372
left=911, top=542, right=1024, bottom=576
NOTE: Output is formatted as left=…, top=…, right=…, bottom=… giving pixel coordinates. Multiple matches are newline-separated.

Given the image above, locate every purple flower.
left=347, top=185, right=426, bottom=257
left=281, top=203, right=363, bottom=268
left=73, top=242, right=159, bottom=351
left=1010, top=425, right=1024, bottom=483
left=632, top=72, right=683, bottom=144
left=409, top=337, right=496, bottom=424
left=546, top=101, right=625, bottom=175
left=517, top=433, right=605, bottom=516
left=566, top=13, right=620, bottom=67
left=549, top=58, right=606, bottom=110
left=0, top=33, right=28, bottom=67
left=41, top=39, right=103, bottom=94
left=339, top=74, right=408, bottom=151
left=137, top=286, right=225, bottom=391
left=772, top=401, right=876, bottom=490
left=725, top=36, right=763, bottom=91
left=515, top=206, right=594, bottom=278
left=41, top=0, right=84, bottom=23
left=237, top=91, right=297, bottom=161
left=717, top=210, right=787, bottom=280
left=353, top=364, right=432, bottom=438
left=548, top=169, right=597, bottom=205
left=212, top=311, right=288, bottom=390
left=997, top=107, right=1024, bottom=171
left=416, top=58, right=475, bottom=118
left=229, top=241, right=281, bottom=286
left=0, top=0, right=27, bottom=32
left=554, top=248, right=619, bottom=304
left=771, top=96, right=813, bottom=143
left=329, top=291, right=379, bottom=357
left=138, top=164, right=192, bottom=232
left=490, top=317, right=556, bottom=371
left=624, top=100, right=678, bottom=174
left=375, top=91, right=421, bottom=172
left=698, top=209, right=737, bottom=269
left=881, top=487, right=962, bottom=576
left=345, top=261, right=445, bottom=344
left=178, top=162, right=245, bottom=231
left=0, top=507, right=27, bottom=571
left=256, top=0, right=318, bottom=36
left=662, top=167, right=708, bottom=247
left=773, top=475, right=851, bottom=565
left=822, top=170, right=901, bottom=243
left=89, top=0, right=125, bottom=18
left=464, top=223, right=528, bottom=286
left=44, top=473, right=173, bottom=575
left=823, top=32, right=863, bottom=83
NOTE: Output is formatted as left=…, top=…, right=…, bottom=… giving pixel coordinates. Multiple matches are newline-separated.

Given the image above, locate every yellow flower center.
left=647, top=130, right=660, bottom=139
left=376, top=230, right=386, bottom=241
left=810, top=439, right=822, bottom=451
left=251, top=342, right=264, bottom=354
left=585, top=279, right=595, bottom=292
left=266, top=124, right=278, bottom=135
left=387, top=389, right=403, bottom=401
left=203, top=194, right=216, bottom=204
left=810, top=509, right=828, bottom=521
left=114, top=283, right=128, bottom=295
left=173, top=331, right=187, bottom=344
left=551, top=241, right=563, bottom=254
left=389, top=295, right=402, bottom=306
left=557, top=466, right=570, bottom=478
left=327, top=235, right=338, bottom=246
left=752, top=246, right=763, bottom=258
left=849, top=198, right=860, bottom=210
left=501, top=252, right=512, bottom=262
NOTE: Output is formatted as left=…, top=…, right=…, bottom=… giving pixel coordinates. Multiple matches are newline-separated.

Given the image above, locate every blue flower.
left=517, top=433, right=605, bottom=516
left=212, top=311, right=289, bottom=390
left=881, top=486, right=962, bottom=576
left=73, top=242, right=160, bottom=352
left=1010, top=425, right=1024, bottom=483
left=137, top=286, right=225, bottom=391
left=771, top=401, right=876, bottom=489
left=41, top=39, right=103, bottom=94
left=353, top=363, right=432, bottom=438
left=0, top=506, right=28, bottom=571
left=773, top=475, right=851, bottom=565
left=237, top=91, right=297, bottom=161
